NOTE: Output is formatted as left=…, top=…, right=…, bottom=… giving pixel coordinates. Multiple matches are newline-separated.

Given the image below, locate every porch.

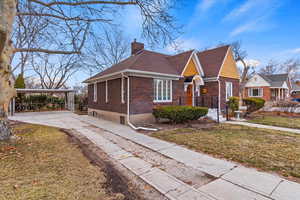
left=271, top=88, right=288, bottom=101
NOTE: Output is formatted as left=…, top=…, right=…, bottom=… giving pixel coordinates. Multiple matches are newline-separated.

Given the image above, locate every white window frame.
left=121, top=77, right=125, bottom=104
left=105, top=80, right=108, bottom=103
left=248, top=88, right=263, bottom=97
left=225, top=82, right=233, bottom=100
left=93, top=83, right=97, bottom=102
left=153, top=79, right=172, bottom=103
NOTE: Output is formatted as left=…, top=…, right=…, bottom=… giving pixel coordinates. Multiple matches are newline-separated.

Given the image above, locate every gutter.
left=122, top=73, right=158, bottom=132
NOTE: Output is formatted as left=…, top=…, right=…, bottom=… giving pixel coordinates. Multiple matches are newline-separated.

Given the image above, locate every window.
left=154, top=79, right=172, bottom=102
left=249, top=88, right=263, bottom=97
left=225, top=82, right=233, bottom=100
left=93, top=83, right=97, bottom=102
left=121, top=77, right=125, bottom=103
left=105, top=80, right=108, bottom=103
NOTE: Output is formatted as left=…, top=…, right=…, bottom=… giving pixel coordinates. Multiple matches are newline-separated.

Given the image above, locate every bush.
left=153, top=106, right=208, bottom=124
left=14, top=74, right=26, bottom=89
left=227, top=96, right=239, bottom=114
left=243, top=97, right=265, bottom=113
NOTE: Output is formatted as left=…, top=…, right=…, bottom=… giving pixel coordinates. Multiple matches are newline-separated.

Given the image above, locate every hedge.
left=243, top=97, right=265, bottom=113
left=153, top=106, right=208, bottom=124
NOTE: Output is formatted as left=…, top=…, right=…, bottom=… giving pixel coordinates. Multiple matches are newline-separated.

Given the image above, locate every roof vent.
left=131, top=39, right=144, bottom=55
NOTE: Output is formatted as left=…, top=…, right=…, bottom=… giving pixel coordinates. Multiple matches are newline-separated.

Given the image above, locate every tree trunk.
left=0, top=0, right=17, bottom=140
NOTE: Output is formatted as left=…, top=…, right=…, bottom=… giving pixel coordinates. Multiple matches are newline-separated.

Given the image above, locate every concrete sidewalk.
left=226, top=121, right=300, bottom=134
left=9, top=111, right=300, bottom=200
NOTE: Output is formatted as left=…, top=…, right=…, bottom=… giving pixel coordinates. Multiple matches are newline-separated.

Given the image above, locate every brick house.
left=244, top=73, right=292, bottom=102
left=84, top=41, right=240, bottom=124
left=291, top=81, right=300, bottom=99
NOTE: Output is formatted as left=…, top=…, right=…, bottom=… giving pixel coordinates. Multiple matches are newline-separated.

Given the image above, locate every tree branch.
left=14, top=48, right=80, bottom=54
left=28, top=0, right=137, bottom=7
left=17, top=12, right=112, bottom=22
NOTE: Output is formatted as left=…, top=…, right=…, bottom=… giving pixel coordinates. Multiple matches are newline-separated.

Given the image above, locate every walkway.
left=9, top=112, right=300, bottom=200
left=226, top=121, right=300, bottom=134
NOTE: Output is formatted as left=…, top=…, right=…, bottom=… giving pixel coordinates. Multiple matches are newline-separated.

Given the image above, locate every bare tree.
left=31, top=54, right=80, bottom=89
left=259, top=60, right=280, bottom=75
left=84, top=28, right=130, bottom=75
left=0, top=0, right=182, bottom=139
left=281, top=58, right=300, bottom=80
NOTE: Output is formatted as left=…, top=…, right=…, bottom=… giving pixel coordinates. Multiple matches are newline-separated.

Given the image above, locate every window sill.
left=153, top=100, right=172, bottom=103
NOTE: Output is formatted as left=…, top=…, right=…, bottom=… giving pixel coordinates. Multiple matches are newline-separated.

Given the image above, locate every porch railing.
left=177, top=96, right=219, bottom=109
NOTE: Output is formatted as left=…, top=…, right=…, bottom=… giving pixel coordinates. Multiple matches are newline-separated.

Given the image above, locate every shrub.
left=153, top=105, right=208, bottom=124
left=243, top=97, right=265, bottom=113
left=14, top=74, right=26, bottom=89
left=227, top=96, right=239, bottom=114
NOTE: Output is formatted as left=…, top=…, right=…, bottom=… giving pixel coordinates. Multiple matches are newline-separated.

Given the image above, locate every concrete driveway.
left=10, top=111, right=300, bottom=200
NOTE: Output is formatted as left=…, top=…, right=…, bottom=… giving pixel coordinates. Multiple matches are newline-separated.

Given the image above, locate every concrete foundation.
left=88, top=108, right=155, bottom=125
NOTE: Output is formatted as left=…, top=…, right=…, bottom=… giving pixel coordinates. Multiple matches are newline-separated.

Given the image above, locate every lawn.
left=152, top=124, right=300, bottom=181
left=248, top=115, right=300, bottom=129
left=0, top=123, right=114, bottom=200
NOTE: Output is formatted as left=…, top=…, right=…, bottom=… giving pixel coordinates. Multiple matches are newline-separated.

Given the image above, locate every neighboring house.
left=291, top=81, right=300, bottom=99
left=84, top=40, right=240, bottom=124
left=244, top=73, right=292, bottom=101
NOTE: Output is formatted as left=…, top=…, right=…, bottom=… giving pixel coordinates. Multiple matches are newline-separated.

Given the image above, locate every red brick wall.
left=244, top=86, right=271, bottom=101
left=88, top=78, right=127, bottom=114
left=219, top=77, right=240, bottom=111
left=129, top=77, right=185, bottom=114
left=88, top=76, right=185, bottom=115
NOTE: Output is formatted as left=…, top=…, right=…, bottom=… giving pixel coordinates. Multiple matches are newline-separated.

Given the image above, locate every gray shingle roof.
left=259, top=73, right=289, bottom=87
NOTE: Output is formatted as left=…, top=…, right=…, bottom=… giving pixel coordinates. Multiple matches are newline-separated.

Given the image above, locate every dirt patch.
left=63, top=129, right=144, bottom=200
left=249, top=111, right=300, bottom=118
left=138, top=118, right=217, bottom=135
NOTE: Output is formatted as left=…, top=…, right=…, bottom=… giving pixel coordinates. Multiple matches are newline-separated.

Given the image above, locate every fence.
left=15, top=102, right=66, bottom=112
left=177, top=96, right=219, bottom=108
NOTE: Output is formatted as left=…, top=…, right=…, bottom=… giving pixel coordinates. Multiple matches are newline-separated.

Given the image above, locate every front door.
left=186, top=84, right=193, bottom=106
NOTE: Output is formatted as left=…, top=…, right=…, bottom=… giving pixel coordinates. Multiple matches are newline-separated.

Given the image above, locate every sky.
left=67, top=0, right=300, bottom=86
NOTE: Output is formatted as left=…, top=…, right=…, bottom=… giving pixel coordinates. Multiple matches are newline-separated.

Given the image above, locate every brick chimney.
left=131, top=39, right=144, bottom=55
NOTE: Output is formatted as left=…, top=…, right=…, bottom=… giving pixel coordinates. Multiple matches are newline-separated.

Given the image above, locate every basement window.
left=153, top=79, right=172, bottom=102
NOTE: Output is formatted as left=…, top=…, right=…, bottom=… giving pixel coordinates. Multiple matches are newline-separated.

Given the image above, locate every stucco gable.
left=219, top=48, right=240, bottom=79
left=245, top=74, right=271, bottom=87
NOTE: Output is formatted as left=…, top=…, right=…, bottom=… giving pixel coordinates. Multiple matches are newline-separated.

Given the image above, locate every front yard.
left=248, top=115, right=300, bottom=129
left=0, top=123, right=117, bottom=200
left=151, top=124, right=300, bottom=182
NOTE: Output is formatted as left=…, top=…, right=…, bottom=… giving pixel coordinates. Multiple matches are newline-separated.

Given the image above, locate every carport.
left=8, top=88, right=76, bottom=116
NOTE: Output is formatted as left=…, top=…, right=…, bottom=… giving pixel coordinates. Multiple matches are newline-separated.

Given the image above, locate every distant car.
left=292, top=98, right=300, bottom=103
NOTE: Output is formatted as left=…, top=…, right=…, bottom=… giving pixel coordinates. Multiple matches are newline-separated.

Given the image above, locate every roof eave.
left=83, top=69, right=182, bottom=83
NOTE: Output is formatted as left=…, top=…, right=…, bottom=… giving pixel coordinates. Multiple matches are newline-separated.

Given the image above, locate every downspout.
left=218, top=78, right=221, bottom=112
left=122, top=73, right=158, bottom=131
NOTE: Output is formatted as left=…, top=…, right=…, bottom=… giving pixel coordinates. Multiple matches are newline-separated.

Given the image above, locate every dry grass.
left=248, top=115, right=300, bottom=129
left=0, top=123, right=113, bottom=200
left=152, top=124, right=300, bottom=181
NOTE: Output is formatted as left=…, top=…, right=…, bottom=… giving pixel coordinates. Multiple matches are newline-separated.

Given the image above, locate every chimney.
left=131, top=39, right=144, bottom=55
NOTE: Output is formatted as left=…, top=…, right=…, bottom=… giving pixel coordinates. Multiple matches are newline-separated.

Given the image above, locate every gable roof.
left=259, top=73, right=289, bottom=88
left=197, top=45, right=230, bottom=78
left=84, top=45, right=231, bottom=83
